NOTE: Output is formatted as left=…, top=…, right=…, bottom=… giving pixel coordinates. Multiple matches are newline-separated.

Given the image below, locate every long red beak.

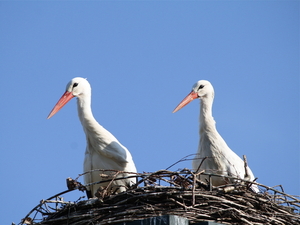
left=47, top=91, right=74, bottom=119
left=172, top=91, right=198, bottom=113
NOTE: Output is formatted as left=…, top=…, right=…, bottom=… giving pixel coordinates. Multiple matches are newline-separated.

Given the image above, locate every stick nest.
left=21, top=169, right=300, bottom=225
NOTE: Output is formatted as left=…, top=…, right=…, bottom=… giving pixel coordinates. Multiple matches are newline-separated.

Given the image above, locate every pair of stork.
left=47, top=77, right=258, bottom=198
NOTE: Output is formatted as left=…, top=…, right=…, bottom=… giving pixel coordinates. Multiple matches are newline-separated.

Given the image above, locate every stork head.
left=65, top=77, right=91, bottom=97
left=47, top=77, right=91, bottom=119
left=172, top=80, right=214, bottom=113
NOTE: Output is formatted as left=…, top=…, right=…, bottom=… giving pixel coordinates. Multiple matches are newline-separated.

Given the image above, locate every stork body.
left=48, top=77, right=137, bottom=198
left=173, top=80, right=258, bottom=192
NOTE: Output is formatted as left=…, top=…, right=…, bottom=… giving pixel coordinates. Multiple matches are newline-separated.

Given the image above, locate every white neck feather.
left=199, top=96, right=216, bottom=134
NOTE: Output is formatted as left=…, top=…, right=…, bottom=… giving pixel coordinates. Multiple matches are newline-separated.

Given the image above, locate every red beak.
left=172, top=91, right=198, bottom=113
left=47, top=91, right=74, bottom=119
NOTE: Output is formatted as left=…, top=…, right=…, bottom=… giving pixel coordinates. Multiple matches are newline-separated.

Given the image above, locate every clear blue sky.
left=1, top=1, right=299, bottom=224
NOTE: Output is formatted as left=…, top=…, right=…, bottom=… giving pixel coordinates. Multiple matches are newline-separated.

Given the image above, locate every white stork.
left=47, top=77, right=137, bottom=198
left=173, top=80, right=259, bottom=192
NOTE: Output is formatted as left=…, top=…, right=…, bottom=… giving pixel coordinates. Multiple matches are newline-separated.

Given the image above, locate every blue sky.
left=0, top=1, right=299, bottom=224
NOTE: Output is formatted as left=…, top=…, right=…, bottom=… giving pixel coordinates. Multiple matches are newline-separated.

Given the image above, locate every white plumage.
left=47, top=77, right=137, bottom=197
left=173, top=80, right=259, bottom=192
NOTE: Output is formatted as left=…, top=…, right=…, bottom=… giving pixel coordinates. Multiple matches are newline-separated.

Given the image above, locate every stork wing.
left=85, top=127, right=130, bottom=164
left=100, top=140, right=130, bottom=164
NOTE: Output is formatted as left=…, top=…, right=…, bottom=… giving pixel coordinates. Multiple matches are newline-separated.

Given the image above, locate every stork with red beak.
left=173, top=80, right=259, bottom=192
left=47, top=77, right=137, bottom=198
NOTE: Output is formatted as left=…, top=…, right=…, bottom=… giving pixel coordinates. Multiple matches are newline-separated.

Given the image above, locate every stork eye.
left=73, top=83, right=78, bottom=88
left=198, top=85, right=204, bottom=90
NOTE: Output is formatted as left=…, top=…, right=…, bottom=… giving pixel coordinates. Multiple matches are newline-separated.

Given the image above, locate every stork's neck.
left=199, top=96, right=216, bottom=133
left=76, top=93, right=120, bottom=150
left=76, top=93, right=97, bottom=129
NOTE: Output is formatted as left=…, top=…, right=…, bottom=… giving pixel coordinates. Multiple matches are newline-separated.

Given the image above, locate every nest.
left=20, top=169, right=300, bottom=225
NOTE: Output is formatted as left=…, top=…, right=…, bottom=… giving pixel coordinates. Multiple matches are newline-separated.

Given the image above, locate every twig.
left=243, top=155, right=249, bottom=179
